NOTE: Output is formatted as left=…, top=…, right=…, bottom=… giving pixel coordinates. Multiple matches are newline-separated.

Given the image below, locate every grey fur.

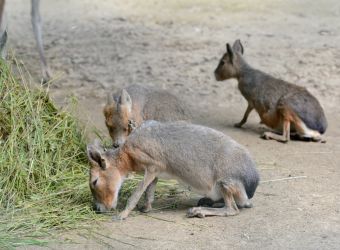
left=214, top=39, right=327, bottom=142
left=104, top=84, right=191, bottom=146
left=118, top=85, right=191, bottom=122
left=127, top=121, right=259, bottom=199
left=88, top=121, right=259, bottom=219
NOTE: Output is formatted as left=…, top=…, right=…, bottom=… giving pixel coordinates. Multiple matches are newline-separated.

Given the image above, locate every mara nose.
left=113, top=137, right=125, bottom=148
left=214, top=71, right=222, bottom=81
left=93, top=202, right=110, bottom=214
left=214, top=70, right=219, bottom=79
left=92, top=203, right=101, bottom=214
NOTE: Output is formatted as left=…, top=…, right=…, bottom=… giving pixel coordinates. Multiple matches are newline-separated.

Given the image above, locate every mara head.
left=214, top=39, right=244, bottom=81
left=103, top=89, right=133, bottom=147
left=87, top=140, right=126, bottom=213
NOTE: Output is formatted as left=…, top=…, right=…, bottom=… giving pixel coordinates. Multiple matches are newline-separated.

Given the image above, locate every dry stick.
left=93, top=231, right=137, bottom=248
left=261, top=175, right=307, bottom=184
left=283, top=151, right=332, bottom=155
left=143, top=213, right=210, bottom=230
left=119, top=229, right=157, bottom=241
left=143, top=214, right=176, bottom=223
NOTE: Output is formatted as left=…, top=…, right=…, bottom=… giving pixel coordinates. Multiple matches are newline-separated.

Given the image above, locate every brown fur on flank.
left=103, top=84, right=191, bottom=147
left=214, top=39, right=327, bottom=143
left=87, top=121, right=259, bottom=220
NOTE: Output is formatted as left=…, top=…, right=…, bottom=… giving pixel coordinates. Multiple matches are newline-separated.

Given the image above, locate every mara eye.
left=92, top=178, right=98, bottom=186
left=219, top=61, right=225, bottom=66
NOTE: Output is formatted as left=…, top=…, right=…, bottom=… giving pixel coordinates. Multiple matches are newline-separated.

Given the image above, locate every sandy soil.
left=7, top=0, right=340, bottom=249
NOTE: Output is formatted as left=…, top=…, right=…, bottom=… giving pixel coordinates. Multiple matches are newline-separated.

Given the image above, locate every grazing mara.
left=87, top=121, right=259, bottom=220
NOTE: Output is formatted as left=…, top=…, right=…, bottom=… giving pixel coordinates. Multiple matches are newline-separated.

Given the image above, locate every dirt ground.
left=7, top=0, right=340, bottom=249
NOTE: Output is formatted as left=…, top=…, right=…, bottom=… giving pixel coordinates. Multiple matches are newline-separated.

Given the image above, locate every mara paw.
left=234, top=122, right=243, bottom=128
left=138, top=204, right=152, bottom=213
left=187, top=207, right=205, bottom=218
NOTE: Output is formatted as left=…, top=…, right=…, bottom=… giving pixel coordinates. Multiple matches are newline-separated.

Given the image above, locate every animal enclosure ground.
left=7, top=0, right=340, bottom=249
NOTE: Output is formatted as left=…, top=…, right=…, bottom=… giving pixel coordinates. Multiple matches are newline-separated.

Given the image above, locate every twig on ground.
left=261, top=176, right=307, bottom=183
left=93, top=231, right=137, bottom=248
left=143, top=214, right=176, bottom=223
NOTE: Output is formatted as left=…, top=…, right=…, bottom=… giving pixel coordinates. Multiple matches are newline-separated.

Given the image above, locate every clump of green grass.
left=0, top=59, right=98, bottom=248
left=0, top=60, right=183, bottom=249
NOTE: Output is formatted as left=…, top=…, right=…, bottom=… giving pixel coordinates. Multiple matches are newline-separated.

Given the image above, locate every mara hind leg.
left=187, top=182, right=240, bottom=218
left=265, top=114, right=324, bottom=143
left=200, top=183, right=252, bottom=209
left=263, top=93, right=325, bottom=143
left=233, top=182, right=252, bottom=209
left=262, top=119, right=291, bottom=143
left=292, top=118, right=324, bottom=142
left=261, top=107, right=291, bottom=143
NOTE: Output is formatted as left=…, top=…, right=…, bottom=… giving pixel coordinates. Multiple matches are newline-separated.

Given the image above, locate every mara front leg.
left=234, top=103, right=253, bottom=128
left=139, top=177, right=158, bottom=213
left=113, top=169, right=157, bottom=220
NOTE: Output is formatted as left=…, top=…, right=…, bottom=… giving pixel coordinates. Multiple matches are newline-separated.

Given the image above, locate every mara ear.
left=232, top=39, right=244, bottom=55
left=118, top=89, right=132, bottom=112
left=119, top=89, right=132, bottom=106
left=226, top=43, right=234, bottom=64
left=106, top=93, right=115, bottom=105
left=103, top=93, right=116, bottom=119
left=87, top=143, right=107, bottom=170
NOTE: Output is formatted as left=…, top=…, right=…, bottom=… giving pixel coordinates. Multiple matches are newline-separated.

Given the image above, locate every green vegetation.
left=0, top=59, right=97, bottom=248
left=0, top=60, right=181, bottom=249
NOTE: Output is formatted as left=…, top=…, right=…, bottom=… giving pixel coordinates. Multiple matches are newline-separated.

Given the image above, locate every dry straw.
left=0, top=58, right=97, bottom=248
left=0, top=59, right=181, bottom=249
